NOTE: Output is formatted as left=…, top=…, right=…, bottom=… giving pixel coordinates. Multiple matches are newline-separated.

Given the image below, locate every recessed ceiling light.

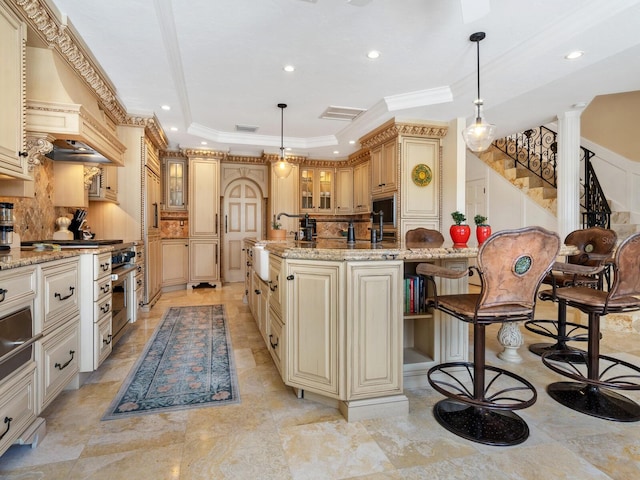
left=367, top=50, right=380, bottom=59
left=348, top=140, right=356, bottom=145
left=285, top=147, right=292, bottom=152
left=201, top=141, right=208, bottom=145
left=170, top=127, right=178, bottom=131
left=161, top=105, right=171, bottom=111
left=333, top=150, right=340, bottom=155
left=283, top=65, right=295, bottom=72
left=564, top=50, right=584, bottom=60
left=572, top=102, right=587, bottom=109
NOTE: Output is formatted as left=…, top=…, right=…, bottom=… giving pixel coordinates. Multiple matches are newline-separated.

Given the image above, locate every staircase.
left=479, top=131, right=640, bottom=242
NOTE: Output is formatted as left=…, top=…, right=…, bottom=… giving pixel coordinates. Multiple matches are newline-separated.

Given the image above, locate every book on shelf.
left=404, top=274, right=426, bottom=314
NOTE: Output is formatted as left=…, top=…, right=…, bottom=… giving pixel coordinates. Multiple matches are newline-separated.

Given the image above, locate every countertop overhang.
left=247, top=238, right=578, bottom=262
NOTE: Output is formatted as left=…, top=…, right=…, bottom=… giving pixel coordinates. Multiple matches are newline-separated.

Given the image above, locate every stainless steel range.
left=110, top=246, right=137, bottom=345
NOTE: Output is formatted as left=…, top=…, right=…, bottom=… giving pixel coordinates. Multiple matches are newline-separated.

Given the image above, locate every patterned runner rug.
left=102, top=304, right=240, bottom=420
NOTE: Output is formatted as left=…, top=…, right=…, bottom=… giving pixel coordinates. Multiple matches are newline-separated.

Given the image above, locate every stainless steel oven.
left=110, top=248, right=136, bottom=345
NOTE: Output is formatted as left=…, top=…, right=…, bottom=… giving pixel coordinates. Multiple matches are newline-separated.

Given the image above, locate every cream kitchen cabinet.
left=335, top=167, right=354, bottom=214
left=371, top=140, right=397, bottom=196
left=88, top=165, right=118, bottom=203
left=188, top=157, right=220, bottom=286
left=353, top=161, right=370, bottom=213
left=0, top=2, right=29, bottom=180
left=163, top=157, right=187, bottom=211
left=189, top=158, right=219, bottom=237
left=285, top=260, right=343, bottom=398
left=300, top=167, right=334, bottom=214
left=188, top=238, right=219, bottom=287
left=161, top=239, right=188, bottom=289
left=36, top=257, right=80, bottom=412
left=77, top=252, right=112, bottom=376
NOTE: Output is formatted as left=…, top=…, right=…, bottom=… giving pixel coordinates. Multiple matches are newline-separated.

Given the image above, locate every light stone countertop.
left=247, top=237, right=578, bottom=262
left=0, top=242, right=139, bottom=270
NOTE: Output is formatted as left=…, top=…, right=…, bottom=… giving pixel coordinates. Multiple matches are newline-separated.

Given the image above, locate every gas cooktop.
left=21, top=239, right=123, bottom=249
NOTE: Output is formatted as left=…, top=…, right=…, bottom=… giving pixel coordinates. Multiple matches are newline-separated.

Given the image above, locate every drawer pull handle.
left=101, top=262, right=110, bottom=272
left=0, top=417, right=12, bottom=441
left=255, top=289, right=261, bottom=295
left=269, top=334, right=279, bottom=349
left=103, top=334, right=113, bottom=346
left=101, top=303, right=110, bottom=314
left=137, top=279, right=142, bottom=287
left=101, top=284, right=110, bottom=293
left=54, top=286, right=75, bottom=301
left=286, top=275, right=294, bottom=281
left=55, top=350, right=76, bottom=371
left=0, top=288, right=6, bottom=303
left=269, top=282, right=278, bottom=292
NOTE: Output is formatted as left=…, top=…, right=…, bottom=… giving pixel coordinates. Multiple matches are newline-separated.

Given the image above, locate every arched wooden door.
left=223, top=179, right=262, bottom=283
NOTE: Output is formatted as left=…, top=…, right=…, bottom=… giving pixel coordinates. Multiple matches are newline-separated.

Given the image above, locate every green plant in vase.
left=474, top=214, right=492, bottom=245
left=450, top=211, right=471, bottom=248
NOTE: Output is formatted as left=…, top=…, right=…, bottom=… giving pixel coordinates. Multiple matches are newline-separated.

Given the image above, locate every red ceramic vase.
left=476, top=225, right=492, bottom=245
left=449, top=225, right=471, bottom=248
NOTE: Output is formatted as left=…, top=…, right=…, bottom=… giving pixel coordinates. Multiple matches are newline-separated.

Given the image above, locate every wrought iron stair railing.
left=492, top=126, right=610, bottom=228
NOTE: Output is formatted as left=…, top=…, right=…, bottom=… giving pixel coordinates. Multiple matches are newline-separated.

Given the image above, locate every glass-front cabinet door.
left=164, top=158, right=187, bottom=210
left=301, top=168, right=314, bottom=211
left=300, top=167, right=334, bottom=214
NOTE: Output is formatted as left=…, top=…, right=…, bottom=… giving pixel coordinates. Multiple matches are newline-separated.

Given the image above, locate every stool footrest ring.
left=541, top=351, right=640, bottom=390
left=427, top=362, right=536, bottom=411
left=524, top=318, right=590, bottom=342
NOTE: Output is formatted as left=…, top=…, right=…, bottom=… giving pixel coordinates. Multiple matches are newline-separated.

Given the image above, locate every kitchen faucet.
left=370, top=210, right=384, bottom=243
left=276, top=212, right=313, bottom=241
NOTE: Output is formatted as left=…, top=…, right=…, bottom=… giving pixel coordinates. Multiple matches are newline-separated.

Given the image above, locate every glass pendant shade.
left=273, top=158, right=293, bottom=178
left=462, top=102, right=496, bottom=152
left=274, top=103, right=293, bottom=179
left=462, top=32, right=496, bottom=153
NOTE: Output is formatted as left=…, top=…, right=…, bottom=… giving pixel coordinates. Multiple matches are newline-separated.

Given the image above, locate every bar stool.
left=542, top=232, right=640, bottom=422
left=417, top=226, right=560, bottom=446
left=405, top=228, right=444, bottom=248
left=525, top=227, right=616, bottom=359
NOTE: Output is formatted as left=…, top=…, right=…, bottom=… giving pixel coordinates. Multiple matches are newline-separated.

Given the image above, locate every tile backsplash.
left=0, top=159, right=73, bottom=241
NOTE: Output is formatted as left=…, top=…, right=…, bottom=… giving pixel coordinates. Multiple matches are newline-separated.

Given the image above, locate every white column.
left=556, top=111, right=582, bottom=241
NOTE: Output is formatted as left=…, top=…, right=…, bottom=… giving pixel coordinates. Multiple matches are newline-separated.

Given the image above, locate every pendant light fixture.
left=462, top=32, right=496, bottom=153
left=273, top=103, right=293, bottom=179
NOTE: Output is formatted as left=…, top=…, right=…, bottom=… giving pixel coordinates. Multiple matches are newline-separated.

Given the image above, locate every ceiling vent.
left=320, top=106, right=366, bottom=121
left=235, top=124, right=259, bottom=133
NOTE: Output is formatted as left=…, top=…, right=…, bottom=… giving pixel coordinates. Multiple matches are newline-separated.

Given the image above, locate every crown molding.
left=12, top=0, right=127, bottom=123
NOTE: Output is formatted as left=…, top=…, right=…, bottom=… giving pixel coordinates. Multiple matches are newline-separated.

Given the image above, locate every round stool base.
left=433, top=399, right=529, bottom=446
left=547, top=382, right=640, bottom=422
left=529, top=343, right=586, bottom=362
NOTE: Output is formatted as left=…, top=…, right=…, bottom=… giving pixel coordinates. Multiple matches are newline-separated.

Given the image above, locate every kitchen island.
left=245, top=238, right=477, bottom=421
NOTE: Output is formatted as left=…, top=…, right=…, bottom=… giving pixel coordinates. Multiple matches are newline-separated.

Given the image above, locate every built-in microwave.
left=372, top=195, right=396, bottom=227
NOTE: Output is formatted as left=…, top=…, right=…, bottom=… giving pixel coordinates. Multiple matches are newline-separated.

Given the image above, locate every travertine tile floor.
left=1, top=283, right=639, bottom=479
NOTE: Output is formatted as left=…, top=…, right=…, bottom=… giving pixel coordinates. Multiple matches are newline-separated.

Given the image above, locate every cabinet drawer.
left=268, top=306, right=284, bottom=375
left=0, top=266, right=36, bottom=315
left=95, top=313, right=113, bottom=368
left=42, top=260, right=79, bottom=332
left=93, top=253, right=112, bottom=281
left=94, top=277, right=112, bottom=301
left=38, top=320, right=79, bottom=411
left=0, top=362, right=37, bottom=457
left=93, top=295, right=112, bottom=319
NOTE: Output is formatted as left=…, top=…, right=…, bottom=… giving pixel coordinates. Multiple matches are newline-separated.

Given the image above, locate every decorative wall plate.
left=411, top=163, right=432, bottom=187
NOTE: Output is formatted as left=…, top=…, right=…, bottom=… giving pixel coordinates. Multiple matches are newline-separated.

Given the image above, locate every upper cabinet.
left=353, top=161, right=370, bottom=214
left=189, top=158, right=219, bottom=237
left=0, top=3, right=29, bottom=179
left=300, top=167, right=334, bottom=214
left=370, top=140, right=397, bottom=196
left=335, top=167, right=354, bottom=214
left=163, top=157, right=187, bottom=211
left=88, top=165, right=118, bottom=203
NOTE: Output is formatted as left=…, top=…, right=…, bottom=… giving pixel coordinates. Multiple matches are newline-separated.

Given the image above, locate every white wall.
left=466, top=151, right=557, bottom=237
